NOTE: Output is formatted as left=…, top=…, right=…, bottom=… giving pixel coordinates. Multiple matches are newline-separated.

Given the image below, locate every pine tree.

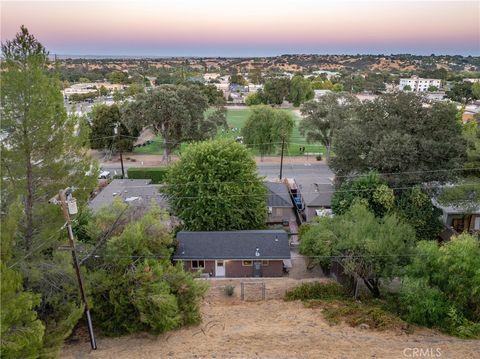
left=1, top=202, right=44, bottom=359
left=0, top=26, right=97, bottom=357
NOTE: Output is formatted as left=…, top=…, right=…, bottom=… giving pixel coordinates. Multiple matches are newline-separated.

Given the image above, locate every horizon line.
left=50, top=52, right=479, bottom=59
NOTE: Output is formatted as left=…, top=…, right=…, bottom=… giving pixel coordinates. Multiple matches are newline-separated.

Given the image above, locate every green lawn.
left=133, top=108, right=325, bottom=156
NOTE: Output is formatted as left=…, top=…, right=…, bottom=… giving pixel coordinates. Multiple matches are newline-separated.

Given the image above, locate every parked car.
left=98, top=170, right=111, bottom=179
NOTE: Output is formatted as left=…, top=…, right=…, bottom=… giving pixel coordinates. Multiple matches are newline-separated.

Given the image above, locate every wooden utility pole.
left=58, top=190, right=97, bottom=350
left=279, top=136, right=285, bottom=180
left=114, top=123, right=125, bottom=178
left=119, top=150, right=125, bottom=179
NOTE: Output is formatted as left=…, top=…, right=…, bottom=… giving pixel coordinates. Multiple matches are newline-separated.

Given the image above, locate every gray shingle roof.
left=173, top=230, right=290, bottom=260
left=88, top=179, right=168, bottom=213
left=303, top=182, right=334, bottom=207
left=265, top=182, right=293, bottom=208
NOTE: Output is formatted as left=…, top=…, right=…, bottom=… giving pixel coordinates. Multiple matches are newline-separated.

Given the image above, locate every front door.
left=215, top=260, right=225, bottom=277
left=253, top=261, right=262, bottom=277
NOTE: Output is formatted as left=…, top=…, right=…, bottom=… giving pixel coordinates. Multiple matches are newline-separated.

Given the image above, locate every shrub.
left=394, top=278, right=450, bottom=328
left=284, top=282, right=348, bottom=301
left=127, top=167, right=169, bottom=183
left=224, top=285, right=235, bottom=297
left=323, top=301, right=407, bottom=331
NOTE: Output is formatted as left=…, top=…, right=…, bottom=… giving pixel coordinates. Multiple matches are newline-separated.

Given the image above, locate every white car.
left=98, top=170, right=111, bottom=179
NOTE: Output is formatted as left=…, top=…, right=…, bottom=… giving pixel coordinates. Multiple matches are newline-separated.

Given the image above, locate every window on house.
left=191, top=260, right=205, bottom=269
left=242, top=260, right=253, bottom=266
left=262, top=260, right=269, bottom=266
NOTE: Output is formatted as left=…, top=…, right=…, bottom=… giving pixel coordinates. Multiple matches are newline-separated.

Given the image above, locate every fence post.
left=262, top=282, right=266, bottom=300
left=241, top=282, right=244, bottom=300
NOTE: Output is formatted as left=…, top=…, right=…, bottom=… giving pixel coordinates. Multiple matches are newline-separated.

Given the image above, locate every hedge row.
left=127, top=167, right=169, bottom=184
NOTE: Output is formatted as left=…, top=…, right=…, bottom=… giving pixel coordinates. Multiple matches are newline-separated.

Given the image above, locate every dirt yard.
left=61, top=279, right=480, bottom=359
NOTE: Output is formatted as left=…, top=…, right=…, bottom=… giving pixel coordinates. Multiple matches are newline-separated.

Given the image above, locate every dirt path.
left=61, top=279, right=480, bottom=359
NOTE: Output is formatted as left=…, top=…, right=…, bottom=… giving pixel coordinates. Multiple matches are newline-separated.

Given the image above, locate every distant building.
left=314, top=89, right=332, bottom=100
left=203, top=73, right=220, bottom=81
left=463, top=78, right=480, bottom=84
left=63, top=82, right=124, bottom=97
left=399, top=76, right=441, bottom=92
left=311, top=70, right=339, bottom=79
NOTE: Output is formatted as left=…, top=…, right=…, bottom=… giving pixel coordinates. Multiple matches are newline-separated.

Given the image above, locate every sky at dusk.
left=1, top=0, right=479, bottom=57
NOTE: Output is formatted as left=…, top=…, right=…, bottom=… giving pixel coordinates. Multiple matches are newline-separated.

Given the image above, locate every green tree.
left=125, top=84, right=213, bottom=161
left=125, top=82, right=145, bottom=97
left=446, top=82, right=476, bottom=104
left=263, top=78, right=290, bottom=105
left=107, top=71, right=128, bottom=84
left=331, top=174, right=442, bottom=241
left=98, top=85, right=109, bottom=96
left=1, top=26, right=96, bottom=357
left=311, top=79, right=333, bottom=90
left=229, top=73, right=247, bottom=86
left=330, top=92, right=467, bottom=187
left=403, top=84, right=412, bottom=91
left=249, top=67, right=263, bottom=84
left=163, top=139, right=267, bottom=230
left=242, top=105, right=294, bottom=159
left=202, top=84, right=225, bottom=106
left=397, top=234, right=480, bottom=337
left=85, top=202, right=207, bottom=336
left=299, top=93, right=359, bottom=162
left=331, top=172, right=395, bottom=217
left=299, top=203, right=416, bottom=297
left=332, top=83, right=344, bottom=92
left=289, top=75, right=314, bottom=107
left=245, top=91, right=264, bottom=106
left=88, top=103, right=140, bottom=153
left=462, top=118, right=480, bottom=176
left=472, top=82, right=480, bottom=100
left=1, top=202, right=45, bottom=358
left=395, top=187, right=443, bottom=241
left=428, top=85, right=439, bottom=92
left=112, top=89, right=125, bottom=102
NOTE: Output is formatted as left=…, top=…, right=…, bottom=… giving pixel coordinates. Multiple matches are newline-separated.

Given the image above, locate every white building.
left=399, top=76, right=441, bottom=92
left=63, top=82, right=124, bottom=98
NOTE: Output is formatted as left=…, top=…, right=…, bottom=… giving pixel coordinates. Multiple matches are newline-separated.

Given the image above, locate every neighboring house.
left=299, top=181, right=334, bottom=222
left=173, top=230, right=291, bottom=278
left=399, top=76, right=441, bottom=92
left=435, top=202, right=480, bottom=235
left=248, top=84, right=263, bottom=93
left=88, top=179, right=167, bottom=213
left=265, top=181, right=295, bottom=224
left=285, top=178, right=334, bottom=222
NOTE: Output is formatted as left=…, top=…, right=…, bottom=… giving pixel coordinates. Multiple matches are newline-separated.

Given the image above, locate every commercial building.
left=399, top=76, right=441, bottom=92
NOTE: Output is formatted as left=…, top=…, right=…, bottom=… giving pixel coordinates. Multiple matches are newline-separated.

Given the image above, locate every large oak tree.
left=330, top=92, right=467, bottom=186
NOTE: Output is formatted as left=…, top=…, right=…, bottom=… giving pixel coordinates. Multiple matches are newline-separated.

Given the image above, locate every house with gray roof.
left=293, top=178, right=334, bottom=222
left=265, top=181, right=295, bottom=224
left=173, top=230, right=290, bottom=277
left=88, top=179, right=168, bottom=213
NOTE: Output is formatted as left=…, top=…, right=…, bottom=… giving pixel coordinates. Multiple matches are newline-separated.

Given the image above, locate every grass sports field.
left=133, top=108, right=325, bottom=156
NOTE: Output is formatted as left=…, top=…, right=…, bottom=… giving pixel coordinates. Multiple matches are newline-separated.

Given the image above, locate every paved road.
left=257, top=162, right=334, bottom=183
left=100, top=162, right=334, bottom=183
